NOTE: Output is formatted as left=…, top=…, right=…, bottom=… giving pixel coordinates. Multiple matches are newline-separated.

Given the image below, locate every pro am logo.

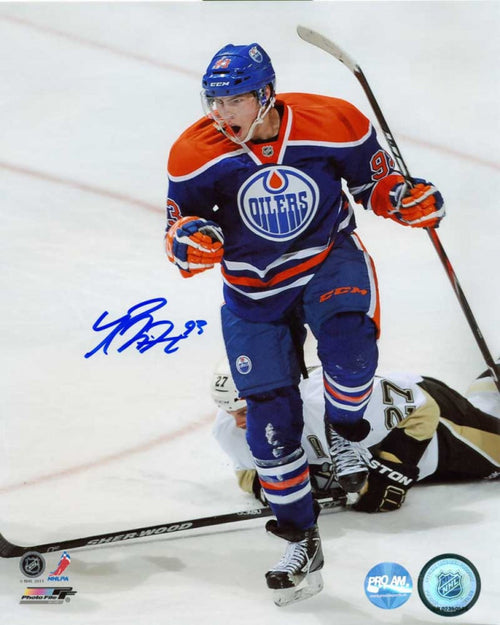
left=237, top=166, right=319, bottom=241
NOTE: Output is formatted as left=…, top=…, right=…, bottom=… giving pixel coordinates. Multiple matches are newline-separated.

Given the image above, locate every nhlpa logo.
left=237, top=166, right=319, bottom=241
left=437, top=570, right=463, bottom=599
left=48, top=551, right=71, bottom=582
left=249, top=46, right=263, bottom=63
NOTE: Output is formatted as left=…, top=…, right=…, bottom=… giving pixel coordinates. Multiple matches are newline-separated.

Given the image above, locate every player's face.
left=212, top=93, right=260, bottom=141
left=228, top=406, right=247, bottom=429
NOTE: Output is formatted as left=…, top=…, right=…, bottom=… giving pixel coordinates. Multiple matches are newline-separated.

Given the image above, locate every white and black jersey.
left=212, top=367, right=500, bottom=497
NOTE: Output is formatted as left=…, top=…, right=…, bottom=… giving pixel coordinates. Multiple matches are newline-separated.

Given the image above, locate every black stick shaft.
left=425, top=228, right=500, bottom=390
left=354, top=67, right=500, bottom=391
left=0, top=508, right=272, bottom=558
left=0, top=495, right=345, bottom=558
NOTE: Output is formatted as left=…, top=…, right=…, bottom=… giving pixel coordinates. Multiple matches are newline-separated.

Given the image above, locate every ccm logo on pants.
left=319, top=286, right=368, bottom=302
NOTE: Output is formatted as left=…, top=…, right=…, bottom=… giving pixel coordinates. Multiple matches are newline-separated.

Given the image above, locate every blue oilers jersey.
left=167, top=93, right=401, bottom=321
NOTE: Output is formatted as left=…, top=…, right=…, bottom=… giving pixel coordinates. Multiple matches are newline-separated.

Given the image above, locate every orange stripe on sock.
left=259, top=468, right=309, bottom=491
left=323, top=377, right=373, bottom=404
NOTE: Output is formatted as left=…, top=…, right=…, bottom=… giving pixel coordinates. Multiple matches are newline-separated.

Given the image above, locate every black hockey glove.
left=352, top=456, right=419, bottom=513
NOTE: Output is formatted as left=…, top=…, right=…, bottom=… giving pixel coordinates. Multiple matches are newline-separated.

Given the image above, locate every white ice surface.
left=0, top=2, right=499, bottom=624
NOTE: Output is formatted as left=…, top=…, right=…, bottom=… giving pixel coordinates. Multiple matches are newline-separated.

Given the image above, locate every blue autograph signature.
left=84, top=297, right=207, bottom=358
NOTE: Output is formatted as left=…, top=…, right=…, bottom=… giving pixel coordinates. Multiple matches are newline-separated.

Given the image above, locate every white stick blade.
left=296, top=25, right=359, bottom=73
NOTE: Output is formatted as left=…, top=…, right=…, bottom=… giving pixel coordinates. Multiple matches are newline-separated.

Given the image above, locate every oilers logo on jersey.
left=236, top=355, right=252, bottom=374
left=237, top=166, right=319, bottom=241
left=249, top=46, right=263, bottom=63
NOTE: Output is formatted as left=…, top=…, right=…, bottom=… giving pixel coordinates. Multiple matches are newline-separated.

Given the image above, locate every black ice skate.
left=325, top=421, right=368, bottom=493
left=265, top=521, right=324, bottom=606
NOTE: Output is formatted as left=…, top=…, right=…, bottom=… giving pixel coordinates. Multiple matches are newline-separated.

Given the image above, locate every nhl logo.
left=235, top=355, right=252, bottom=375
left=437, top=571, right=463, bottom=599
left=262, top=145, right=274, bottom=158
left=19, top=552, right=46, bottom=578
left=417, top=553, right=481, bottom=617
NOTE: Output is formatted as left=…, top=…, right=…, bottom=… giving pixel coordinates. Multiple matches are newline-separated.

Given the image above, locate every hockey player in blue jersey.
left=165, top=42, right=445, bottom=604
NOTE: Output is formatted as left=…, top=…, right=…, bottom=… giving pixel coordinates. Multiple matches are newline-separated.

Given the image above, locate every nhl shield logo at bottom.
left=418, top=553, right=481, bottom=616
left=437, top=570, right=463, bottom=599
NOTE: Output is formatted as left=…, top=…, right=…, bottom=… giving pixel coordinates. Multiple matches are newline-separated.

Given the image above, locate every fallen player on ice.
left=211, top=359, right=500, bottom=513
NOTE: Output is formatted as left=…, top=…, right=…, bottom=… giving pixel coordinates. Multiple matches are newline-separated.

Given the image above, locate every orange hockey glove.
left=372, top=176, right=445, bottom=228
left=388, top=178, right=445, bottom=228
left=166, top=216, right=224, bottom=278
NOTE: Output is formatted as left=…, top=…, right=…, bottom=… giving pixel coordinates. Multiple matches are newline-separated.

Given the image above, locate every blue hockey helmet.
left=202, top=43, right=276, bottom=104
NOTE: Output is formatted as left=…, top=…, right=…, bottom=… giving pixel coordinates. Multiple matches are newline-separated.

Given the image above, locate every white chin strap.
left=215, top=97, right=276, bottom=145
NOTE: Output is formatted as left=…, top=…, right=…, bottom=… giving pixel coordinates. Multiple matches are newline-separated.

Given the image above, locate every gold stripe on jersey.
left=397, top=389, right=440, bottom=441
left=236, top=469, right=258, bottom=495
left=440, top=417, right=500, bottom=465
left=378, top=450, right=402, bottom=463
left=465, top=377, right=497, bottom=396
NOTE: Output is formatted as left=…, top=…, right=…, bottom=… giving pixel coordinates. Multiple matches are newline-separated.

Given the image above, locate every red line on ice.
left=0, top=414, right=215, bottom=494
left=398, top=133, right=500, bottom=172
left=0, top=12, right=200, bottom=78
left=0, top=161, right=161, bottom=213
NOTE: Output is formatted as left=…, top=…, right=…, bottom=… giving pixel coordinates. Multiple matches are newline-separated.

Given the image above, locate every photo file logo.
left=20, top=586, right=77, bottom=604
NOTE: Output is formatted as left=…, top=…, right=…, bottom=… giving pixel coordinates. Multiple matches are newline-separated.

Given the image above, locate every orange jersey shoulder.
left=168, top=116, right=238, bottom=179
left=279, top=92, right=371, bottom=143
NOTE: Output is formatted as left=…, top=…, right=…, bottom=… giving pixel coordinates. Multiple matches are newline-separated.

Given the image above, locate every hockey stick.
left=297, top=26, right=500, bottom=392
left=0, top=493, right=346, bottom=558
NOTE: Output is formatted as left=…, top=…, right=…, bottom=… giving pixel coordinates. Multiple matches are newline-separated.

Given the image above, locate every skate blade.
left=272, top=571, right=324, bottom=607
